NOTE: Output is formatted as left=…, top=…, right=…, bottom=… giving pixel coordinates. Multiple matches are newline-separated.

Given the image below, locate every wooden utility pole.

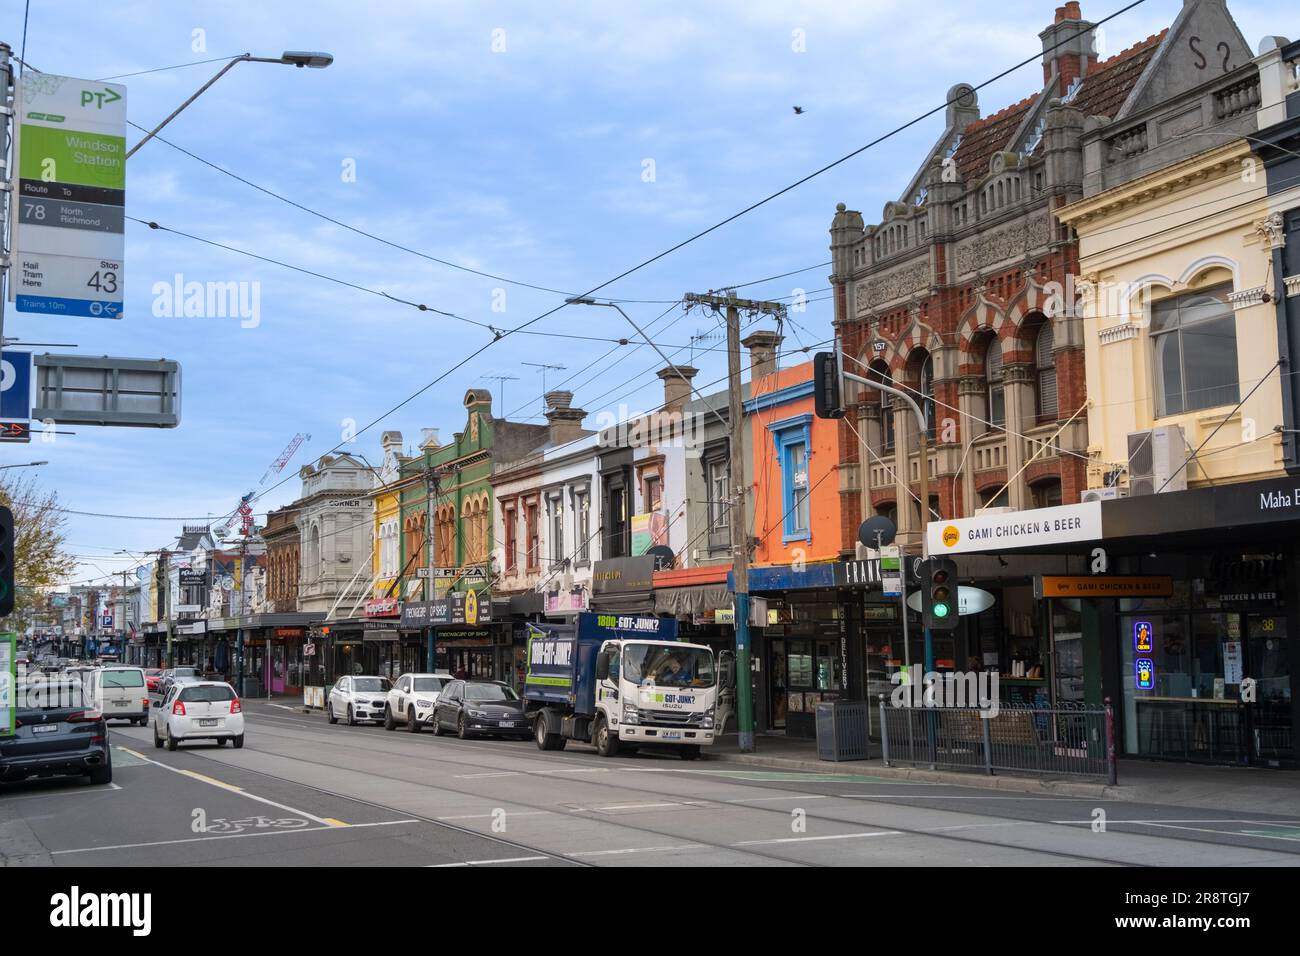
left=683, top=291, right=787, bottom=754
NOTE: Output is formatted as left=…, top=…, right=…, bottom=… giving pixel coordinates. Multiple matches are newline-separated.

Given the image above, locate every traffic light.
left=920, top=556, right=959, bottom=631
left=0, top=506, right=13, bottom=617
left=813, top=352, right=844, bottom=419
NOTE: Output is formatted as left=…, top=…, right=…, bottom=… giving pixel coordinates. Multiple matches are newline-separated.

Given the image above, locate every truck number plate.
left=661, top=731, right=682, bottom=740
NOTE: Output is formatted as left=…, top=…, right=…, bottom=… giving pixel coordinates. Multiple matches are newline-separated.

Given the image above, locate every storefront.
left=403, top=591, right=513, bottom=683
left=928, top=487, right=1300, bottom=768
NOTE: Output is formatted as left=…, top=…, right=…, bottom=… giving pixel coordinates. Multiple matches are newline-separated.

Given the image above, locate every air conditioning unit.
left=1127, top=425, right=1187, bottom=496
left=1082, top=486, right=1128, bottom=503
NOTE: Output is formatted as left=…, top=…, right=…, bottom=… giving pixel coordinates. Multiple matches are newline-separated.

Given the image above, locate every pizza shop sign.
left=927, top=502, right=1102, bottom=555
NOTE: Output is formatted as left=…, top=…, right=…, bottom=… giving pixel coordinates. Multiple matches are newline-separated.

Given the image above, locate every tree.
left=0, top=472, right=77, bottom=624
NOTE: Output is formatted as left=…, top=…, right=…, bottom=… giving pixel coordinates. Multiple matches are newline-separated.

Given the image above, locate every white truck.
left=524, top=612, right=721, bottom=759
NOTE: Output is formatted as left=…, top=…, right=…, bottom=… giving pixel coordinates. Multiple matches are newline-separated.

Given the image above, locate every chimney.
left=544, top=390, right=587, bottom=445
left=742, top=330, right=784, bottom=383
left=657, top=365, right=698, bottom=411
left=1040, top=3, right=1098, bottom=97
left=420, top=428, right=440, bottom=448
left=381, top=430, right=403, bottom=455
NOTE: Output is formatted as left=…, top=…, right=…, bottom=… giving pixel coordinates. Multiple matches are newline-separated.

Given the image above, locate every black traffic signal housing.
left=813, top=352, right=844, bottom=419
left=920, top=556, right=959, bottom=631
left=0, top=506, right=13, bottom=617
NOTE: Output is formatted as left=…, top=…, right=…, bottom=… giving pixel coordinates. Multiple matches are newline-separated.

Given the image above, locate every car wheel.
left=166, top=733, right=179, bottom=752
left=153, top=725, right=163, bottom=749
left=327, top=702, right=338, bottom=725
left=346, top=704, right=356, bottom=727
left=457, top=714, right=470, bottom=740
left=594, top=716, right=620, bottom=757
left=679, top=745, right=702, bottom=761
left=431, top=712, right=446, bottom=736
left=407, top=707, right=421, bottom=734
left=384, top=706, right=396, bottom=731
left=88, top=752, right=113, bottom=786
left=216, top=738, right=228, bottom=746
left=233, top=734, right=245, bottom=749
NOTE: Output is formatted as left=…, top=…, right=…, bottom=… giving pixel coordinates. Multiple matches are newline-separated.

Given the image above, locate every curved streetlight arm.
left=842, top=367, right=927, bottom=435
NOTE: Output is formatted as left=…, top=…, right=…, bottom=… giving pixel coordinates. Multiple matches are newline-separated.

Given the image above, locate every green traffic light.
left=933, top=603, right=950, bottom=619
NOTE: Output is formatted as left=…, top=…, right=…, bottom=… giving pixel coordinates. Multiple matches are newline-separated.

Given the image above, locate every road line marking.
left=429, top=856, right=550, bottom=867
left=731, top=830, right=901, bottom=847
left=124, top=748, right=343, bottom=827
left=455, top=771, right=522, bottom=779
left=51, top=819, right=419, bottom=855
left=725, top=795, right=829, bottom=803
left=570, top=843, right=708, bottom=857
left=0, top=782, right=121, bottom=801
left=593, top=801, right=711, bottom=811
left=436, top=811, right=549, bottom=821
left=320, top=818, right=350, bottom=827
left=1048, top=819, right=1300, bottom=825
left=180, top=769, right=244, bottom=793
left=1129, top=821, right=1300, bottom=842
left=268, top=704, right=298, bottom=712
left=838, top=793, right=1087, bottom=800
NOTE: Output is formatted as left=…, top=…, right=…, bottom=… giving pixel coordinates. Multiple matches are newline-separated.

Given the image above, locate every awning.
left=654, top=584, right=732, bottom=619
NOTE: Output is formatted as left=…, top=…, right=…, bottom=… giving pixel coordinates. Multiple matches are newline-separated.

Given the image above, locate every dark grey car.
left=0, top=680, right=112, bottom=785
left=431, top=680, right=530, bottom=740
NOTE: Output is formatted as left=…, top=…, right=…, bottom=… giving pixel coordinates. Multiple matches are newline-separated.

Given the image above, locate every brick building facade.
left=829, top=3, right=1165, bottom=553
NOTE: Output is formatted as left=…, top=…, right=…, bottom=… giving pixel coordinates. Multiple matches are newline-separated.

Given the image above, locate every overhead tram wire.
left=67, top=1, right=1153, bottom=531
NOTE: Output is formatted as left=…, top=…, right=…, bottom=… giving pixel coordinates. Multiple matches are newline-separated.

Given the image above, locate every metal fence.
left=878, top=696, right=1117, bottom=783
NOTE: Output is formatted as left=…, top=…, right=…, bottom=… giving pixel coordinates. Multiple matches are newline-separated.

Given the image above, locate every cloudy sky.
left=2, top=0, right=1292, bottom=588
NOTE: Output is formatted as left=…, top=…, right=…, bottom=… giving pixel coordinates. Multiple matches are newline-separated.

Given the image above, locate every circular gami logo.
left=941, top=525, right=960, bottom=548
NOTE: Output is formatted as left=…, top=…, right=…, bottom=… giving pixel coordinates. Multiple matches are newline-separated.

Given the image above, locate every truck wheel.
left=679, top=745, right=702, bottom=761
left=384, top=706, right=396, bottom=731
left=594, top=717, right=620, bottom=757
left=534, top=713, right=566, bottom=751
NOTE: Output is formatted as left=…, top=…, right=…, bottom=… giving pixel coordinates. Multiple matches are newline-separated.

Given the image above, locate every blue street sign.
left=1, top=351, right=32, bottom=420
left=1, top=351, right=33, bottom=442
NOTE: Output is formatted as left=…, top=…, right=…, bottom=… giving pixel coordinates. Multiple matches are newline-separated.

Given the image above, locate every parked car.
left=157, top=667, right=201, bottom=700
left=144, top=668, right=165, bottom=693
left=152, top=681, right=244, bottom=751
left=0, top=678, right=112, bottom=785
left=431, top=679, right=530, bottom=739
left=89, top=666, right=151, bottom=726
left=384, top=672, right=457, bottom=732
left=326, top=675, right=392, bottom=726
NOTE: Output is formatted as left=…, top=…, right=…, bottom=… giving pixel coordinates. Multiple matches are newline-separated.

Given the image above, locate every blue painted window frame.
left=769, top=413, right=813, bottom=544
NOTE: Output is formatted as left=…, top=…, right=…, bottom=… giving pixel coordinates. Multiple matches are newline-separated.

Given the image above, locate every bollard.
left=878, top=694, right=891, bottom=767
left=1104, top=697, right=1118, bottom=786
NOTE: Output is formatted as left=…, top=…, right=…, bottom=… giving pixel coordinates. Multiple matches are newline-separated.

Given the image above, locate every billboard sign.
left=11, top=72, right=127, bottom=319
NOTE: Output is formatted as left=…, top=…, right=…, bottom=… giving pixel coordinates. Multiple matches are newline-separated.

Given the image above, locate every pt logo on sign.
left=81, top=87, right=123, bottom=109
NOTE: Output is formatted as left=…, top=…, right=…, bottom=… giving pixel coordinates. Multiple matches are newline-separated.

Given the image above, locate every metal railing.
left=878, top=695, right=1116, bottom=783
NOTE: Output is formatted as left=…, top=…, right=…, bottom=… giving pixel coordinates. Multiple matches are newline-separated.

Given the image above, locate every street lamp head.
left=279, top=51, right=334, bottom=68
left=565, top=297, right=598, bottom=306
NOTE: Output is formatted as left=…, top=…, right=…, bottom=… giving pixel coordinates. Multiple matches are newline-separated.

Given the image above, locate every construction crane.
left=217, top=433, right=311, bottom=539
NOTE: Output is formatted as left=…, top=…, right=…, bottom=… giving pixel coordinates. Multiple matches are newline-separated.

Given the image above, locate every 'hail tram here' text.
left=10, top=72, right=126, bottom=319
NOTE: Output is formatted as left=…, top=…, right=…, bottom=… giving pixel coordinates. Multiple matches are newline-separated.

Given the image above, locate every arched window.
left=1035, top=320, right=1057, bottom=421
left=868, top=360, right=895, bottom=451
left=919, top=353, right=936, bottom=439
left=986, top=339, right=1005, bottom=428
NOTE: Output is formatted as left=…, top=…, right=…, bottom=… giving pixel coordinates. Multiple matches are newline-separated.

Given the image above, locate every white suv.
left=326, top=675, right=392, bottom=726
left=385, top=673, right=456, bottom=732
left=153, top=681, right=245, bottom=751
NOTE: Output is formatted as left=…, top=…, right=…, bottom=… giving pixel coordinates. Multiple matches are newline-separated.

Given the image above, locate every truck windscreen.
left=622, top=645, right=715, bottom=688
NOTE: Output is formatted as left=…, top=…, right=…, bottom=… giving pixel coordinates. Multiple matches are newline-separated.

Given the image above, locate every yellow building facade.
left=1059, top=140, right=1283, bottom=491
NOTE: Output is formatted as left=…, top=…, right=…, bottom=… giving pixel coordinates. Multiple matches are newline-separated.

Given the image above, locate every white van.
left=93, top=666, right=151, bottom=725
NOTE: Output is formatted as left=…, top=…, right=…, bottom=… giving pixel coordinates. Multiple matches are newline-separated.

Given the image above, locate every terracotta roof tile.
left=949, top=30, right=1167, bottom=184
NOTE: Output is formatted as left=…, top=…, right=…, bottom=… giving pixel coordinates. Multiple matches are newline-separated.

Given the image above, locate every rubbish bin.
left=816, top=700, right=869, bottom=761
left=241, top=677, right=263, bottom=699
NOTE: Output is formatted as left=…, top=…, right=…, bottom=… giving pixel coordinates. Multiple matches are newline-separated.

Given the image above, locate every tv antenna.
left=522, top=361, right=567, bottom=413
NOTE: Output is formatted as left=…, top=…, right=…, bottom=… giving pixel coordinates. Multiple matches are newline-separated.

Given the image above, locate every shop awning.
left=654, top=584, right=732, bottom=618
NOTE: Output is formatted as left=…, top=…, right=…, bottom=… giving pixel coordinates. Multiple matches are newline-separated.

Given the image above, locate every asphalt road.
left=3, top=699, right=1299, bottom=867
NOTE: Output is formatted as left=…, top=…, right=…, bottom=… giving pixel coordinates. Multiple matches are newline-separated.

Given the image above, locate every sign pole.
left=0, top=43, right=14, bottom=379
left=1, top=631, right=15, bottom=737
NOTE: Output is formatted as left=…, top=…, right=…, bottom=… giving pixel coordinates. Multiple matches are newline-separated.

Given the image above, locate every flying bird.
left=793, top=105, right=805, bottom=115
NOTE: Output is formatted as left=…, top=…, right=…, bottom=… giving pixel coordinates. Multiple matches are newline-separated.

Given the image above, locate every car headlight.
left=468, top=709, right=487, bottom=718
left=416, top=700, right=433, bottom=708
left=622, top=704, right=640, bottom=725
